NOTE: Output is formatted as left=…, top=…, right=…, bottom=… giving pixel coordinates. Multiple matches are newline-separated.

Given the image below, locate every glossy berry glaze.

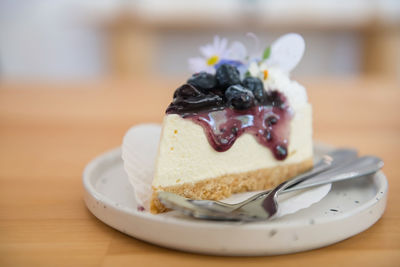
left=167, top=88, right=291, bottom=160
left=188, top=104, right=290, bottom=159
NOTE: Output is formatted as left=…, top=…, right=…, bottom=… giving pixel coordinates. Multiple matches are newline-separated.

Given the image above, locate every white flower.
left=188, top=36, right=247, bottom=74
left=248, top=60, right=269, bottom=81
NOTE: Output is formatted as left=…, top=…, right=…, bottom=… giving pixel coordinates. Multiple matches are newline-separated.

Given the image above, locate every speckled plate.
left=83, top=144, right=388, bottom=256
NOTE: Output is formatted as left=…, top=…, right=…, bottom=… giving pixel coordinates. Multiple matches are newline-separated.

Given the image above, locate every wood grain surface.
left=0, top=77, right=399, bottom=266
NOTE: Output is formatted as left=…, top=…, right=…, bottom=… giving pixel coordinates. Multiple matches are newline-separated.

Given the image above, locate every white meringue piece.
left=267, top=33, right=305, bottom=73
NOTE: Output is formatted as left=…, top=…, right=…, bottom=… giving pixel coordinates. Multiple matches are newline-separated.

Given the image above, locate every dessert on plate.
left=122, top=33, right=313, bottom=213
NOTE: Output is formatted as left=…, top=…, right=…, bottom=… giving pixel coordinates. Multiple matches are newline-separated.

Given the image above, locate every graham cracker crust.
left=150, top=158, right=313, bottom=214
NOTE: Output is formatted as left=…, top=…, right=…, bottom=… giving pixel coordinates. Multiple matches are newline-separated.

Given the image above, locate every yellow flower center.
left=263, top=70, right=269, bottom=80
left=207, top=55, right=219, bottom=66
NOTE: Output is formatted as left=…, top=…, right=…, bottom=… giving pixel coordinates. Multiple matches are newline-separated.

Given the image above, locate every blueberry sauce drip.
left=186, top=101, right=290, bottom=160
left=166, top=64, right=292, bottom=160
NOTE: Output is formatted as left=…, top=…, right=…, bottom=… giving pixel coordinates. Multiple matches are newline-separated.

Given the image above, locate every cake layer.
left=153, top=103, right=313, bottom=188
left=150, top=158, right=313, bottom=213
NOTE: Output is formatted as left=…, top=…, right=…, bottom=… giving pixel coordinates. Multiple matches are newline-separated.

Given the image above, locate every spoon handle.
left=285, top=156, right=384, bottom=192
left=279, top=156, right=382, bottom=194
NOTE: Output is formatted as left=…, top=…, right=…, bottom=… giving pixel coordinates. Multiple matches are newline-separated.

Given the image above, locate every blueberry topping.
left=167, top=68, right=291, bottom=160
left=173, top=84, right=203, bottom=99
left=215, top=64, right=241, bottom=90
left=225, top=85, right=255, bottom=110
left=187, top=72, right=217, bottom=92
left=242, top=77, right=265, bottom=102
left=167, top=80, right=291, bottom=160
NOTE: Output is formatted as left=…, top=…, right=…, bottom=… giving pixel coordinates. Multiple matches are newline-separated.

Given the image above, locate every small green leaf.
left=262, top=46, right=271, bottom=60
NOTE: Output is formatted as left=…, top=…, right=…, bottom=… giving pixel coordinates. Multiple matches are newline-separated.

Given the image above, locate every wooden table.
left=0, top=77, right=399, bottom=266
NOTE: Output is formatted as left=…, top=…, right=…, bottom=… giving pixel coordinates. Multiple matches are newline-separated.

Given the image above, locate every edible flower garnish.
left=188, top=36, right=247, bottom=74
left=188, top=33, right=305, bottom=79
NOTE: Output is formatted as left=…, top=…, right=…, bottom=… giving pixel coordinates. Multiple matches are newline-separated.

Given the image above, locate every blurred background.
left=1, top=0, right=399, bottom=82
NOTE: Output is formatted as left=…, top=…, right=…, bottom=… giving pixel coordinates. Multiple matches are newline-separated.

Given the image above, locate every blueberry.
left=215, top=64, right=241, bottom=90
left=170, top=94, right=223, bottom=112
left=242, top=77, right=265, bottom=102
left=173, top=84, right=203, bottom=99
left=225, top=84, right=255, bottom=110
left=187, top=72, right=217, bottom=92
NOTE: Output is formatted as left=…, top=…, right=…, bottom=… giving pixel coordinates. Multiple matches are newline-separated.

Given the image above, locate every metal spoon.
left=158, top=155, right=383, bottom=221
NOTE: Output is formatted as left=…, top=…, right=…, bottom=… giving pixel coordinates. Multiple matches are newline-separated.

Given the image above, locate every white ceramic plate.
left=83, top=145, right=388, bottom=256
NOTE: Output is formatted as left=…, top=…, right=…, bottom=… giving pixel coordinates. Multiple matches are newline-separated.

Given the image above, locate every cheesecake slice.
left=150, top=69, right=312, bottom=213
left=123, top=33, right=313, bottom=213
